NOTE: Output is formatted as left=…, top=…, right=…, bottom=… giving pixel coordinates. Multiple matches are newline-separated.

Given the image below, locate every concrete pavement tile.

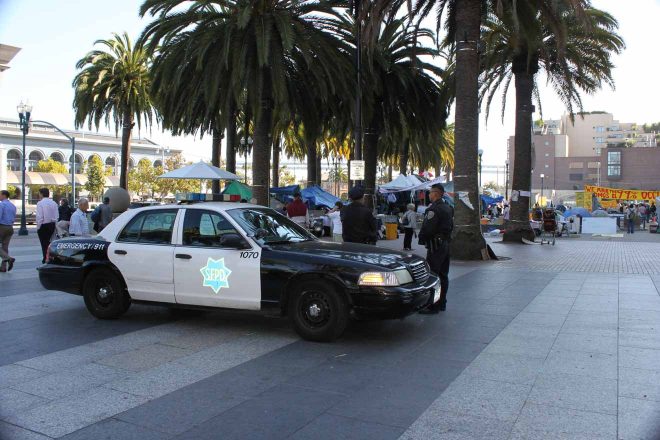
left=552, top=332, right=618, bottom=355
left=0, top=364, right=48, bottom=387
left=104, top=363, right=210, bottom=399
left=429, top=375, right=531, bottom=422
left=482, top=333, right=556, bottom=359
left=566, top=310, right=619, bottom=325
left=619, top=368, right=660, bottom=402
left=4, top=387, right=148, bottom=438
left=542, top=349, right=617, bottom=379
left=290, top=413, right=403, bottom=440
left=619, top=330, right=660, bottom=350
left=158, top=327, right=246, bottom=351
left=618, top=397, right=660, bottom=440
left=620, top=346, right=660, bottom=371
left=509, top=426, right=614, bottom=439
left=527, top=373, right=617, bottom=414
left=413, top=337, right=488, bottom=363
left=571, top=297, right=618, bottom=313
left=523, top=302, right=574, bottom=315
left=620, top=294, right=660, bottom=311
left=0, top=388, right=49, bottom=419
left=508, top=312, right=567, bottom=330
left=528, top=295, right=577, bottom=306
left=96, top=343, right=194, bottom=372
left=0, top=421, right=52, bottom=440
left=619, top=309, right=660, bottom=324
left=463, top=352, right=545, bottom=385
left=512, top=402, right=616, bottom=439
left=400, top=410, right=512, bottom=440
left=174, top=384, right=344, bottom=440
left=283, top=360, right=378, bottom=396
left=60, top=418, right=173, bottom=440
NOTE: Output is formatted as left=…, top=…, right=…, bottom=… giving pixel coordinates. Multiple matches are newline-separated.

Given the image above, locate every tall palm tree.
left=480, top=5, right=624, bottom=241
left=140, top=0, right=351, bottom=206
left=72, top=32, right=155, bottom=190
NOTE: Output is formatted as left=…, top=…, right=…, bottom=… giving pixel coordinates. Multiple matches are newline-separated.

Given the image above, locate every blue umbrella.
left=564, top=207, right=592, bottom=218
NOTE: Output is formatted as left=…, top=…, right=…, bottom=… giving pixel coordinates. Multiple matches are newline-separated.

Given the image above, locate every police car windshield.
left=227, top=208, right=315, bottom=245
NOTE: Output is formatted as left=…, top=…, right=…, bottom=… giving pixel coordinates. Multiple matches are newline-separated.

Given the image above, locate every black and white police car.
left=38, top=203, right=439, bottom=341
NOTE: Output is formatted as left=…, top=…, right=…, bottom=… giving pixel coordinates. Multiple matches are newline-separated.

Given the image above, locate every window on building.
left=28, top=151, right=44, bottom=171
left=569, top=173, right=583, bottom=181
left=607, top=166, right=621, bottom=177
left=607, top=151, right=621, bottom=165
left=544, top=141, right=549, bottom=146
left=544, top=164, right=549, bottom=168
left=50, top=152, right=65, bottom=163
left=105, top=157, right=117, bottom=175
left=587, top=162, right=600, bottom=169
left=544, top=153, right=550, bottom=157
left=569, top=162, right=584, bottom=169
left=595, top=137, right=605, bottom=143
left=595, top=126, right=605, bottom=132
left=7, top=149, right=21, bottom=171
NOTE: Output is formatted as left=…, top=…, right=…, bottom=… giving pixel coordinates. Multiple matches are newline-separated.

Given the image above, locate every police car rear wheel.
left=289, top=281, right=348, bottom=342
left=83, top=268, right=130, bottom=319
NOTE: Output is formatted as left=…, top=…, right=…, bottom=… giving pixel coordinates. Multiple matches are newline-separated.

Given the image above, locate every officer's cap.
left=431, top=183, right=445, bottom=193
left=348, top=186, right=364, bottom=200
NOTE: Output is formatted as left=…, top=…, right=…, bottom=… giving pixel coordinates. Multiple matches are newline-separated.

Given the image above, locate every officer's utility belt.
left=427, top=234, right=450, bottom=252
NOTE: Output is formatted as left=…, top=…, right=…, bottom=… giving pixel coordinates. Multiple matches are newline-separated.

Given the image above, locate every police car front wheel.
left=289, top=280, right=348, bottom=342
left=83, top=268, right=131, bottom=319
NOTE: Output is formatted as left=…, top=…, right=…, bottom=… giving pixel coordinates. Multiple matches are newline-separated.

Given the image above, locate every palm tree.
left=72, top=32, right=155, bottom=190
left=480, top=5, right=624, bottom=241
left=140, top=0, right=352, bottom=206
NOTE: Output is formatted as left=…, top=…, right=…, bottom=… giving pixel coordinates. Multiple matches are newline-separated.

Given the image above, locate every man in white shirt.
left=69, top=198, right=91, bottom=238
left=36, top=188, right=59, bottom=263
left=327, top=201, right=343, bottom=242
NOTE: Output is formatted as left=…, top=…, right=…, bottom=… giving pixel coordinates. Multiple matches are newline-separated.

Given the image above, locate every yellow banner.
left=584, top=185, right=660, bottom=201
left=575, top=191, right=592, bottom=210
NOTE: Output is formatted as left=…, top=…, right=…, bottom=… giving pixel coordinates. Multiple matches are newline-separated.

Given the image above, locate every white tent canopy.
left=157, top=161, right=239, bottom=180
left=378, top=174, right=426, bottom=194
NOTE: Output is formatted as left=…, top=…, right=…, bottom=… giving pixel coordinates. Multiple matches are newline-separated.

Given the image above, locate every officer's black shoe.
left=439, top=301, right=447, bottom=311
left=419, top=307, right=440, bottom=315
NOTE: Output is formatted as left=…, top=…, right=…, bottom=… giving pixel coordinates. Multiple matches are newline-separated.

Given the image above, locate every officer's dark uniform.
left=341, top=187, right=378, bottom=244
left=418, top=188, right=454, bottom=312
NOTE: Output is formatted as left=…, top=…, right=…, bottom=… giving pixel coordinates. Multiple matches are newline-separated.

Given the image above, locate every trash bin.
left=385, top=223, right=398, bottom=240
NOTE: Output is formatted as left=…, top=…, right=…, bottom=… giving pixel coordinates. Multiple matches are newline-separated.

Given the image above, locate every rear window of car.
left=117, top=209, right=178, bottom=245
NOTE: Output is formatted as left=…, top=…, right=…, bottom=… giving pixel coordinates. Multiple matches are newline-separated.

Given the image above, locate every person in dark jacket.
left=341, top=187, right=378, bottom=244
left=56, top=198, right=75, bottom=238
left=418, top=183, right=454, bottom=313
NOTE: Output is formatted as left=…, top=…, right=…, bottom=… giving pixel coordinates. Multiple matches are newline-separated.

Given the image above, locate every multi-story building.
left=0, top=44, right=20, bottom=77
left=0, top=118, right=180, bottom=201
left=508, top=112, right=660, bottom=203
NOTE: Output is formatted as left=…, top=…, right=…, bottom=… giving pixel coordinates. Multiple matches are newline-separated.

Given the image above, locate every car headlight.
left=358, top=269, right=412, bottom=287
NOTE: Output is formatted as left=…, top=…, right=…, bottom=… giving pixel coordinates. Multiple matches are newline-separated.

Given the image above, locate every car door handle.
left=114, top=250, right=127, bottom=255
left=175, top=254, right=192, bottom=260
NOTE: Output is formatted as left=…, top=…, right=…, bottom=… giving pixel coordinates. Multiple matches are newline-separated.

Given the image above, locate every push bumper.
left=351, top=274, right=439, bottom=319
left=37, top=264, right=83, bottom=295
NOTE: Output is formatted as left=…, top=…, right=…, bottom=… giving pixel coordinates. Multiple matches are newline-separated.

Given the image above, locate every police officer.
left=418, top=183, right=454, bottom=313
left=341, top=187, right=378, bottom=244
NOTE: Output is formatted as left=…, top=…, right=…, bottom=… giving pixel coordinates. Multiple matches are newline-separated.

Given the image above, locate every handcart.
left=540, top=208, right=557, bottom=245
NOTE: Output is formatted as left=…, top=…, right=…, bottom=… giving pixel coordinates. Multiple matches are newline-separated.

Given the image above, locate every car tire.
left=288, top=280, right=348, bottom=342
left=83, top=268, right=130, bottom=319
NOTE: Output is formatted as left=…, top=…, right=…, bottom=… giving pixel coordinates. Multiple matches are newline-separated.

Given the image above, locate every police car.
left=38, top=203, right=439, bottom=341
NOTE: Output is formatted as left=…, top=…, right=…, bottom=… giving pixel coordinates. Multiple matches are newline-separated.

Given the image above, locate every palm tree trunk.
left=272, top=135, right=280, bottom=188
left=449, top=0, right=488, bottom=260
left=119, top=112, right=134, bottom=190
left=252, top=70, right=273, bottom=206
left=363, top=119, right=379, bottom=210
left=315, top=150, right=322, bottom=186
left=306, top=142, right=317, bottom=187
left=211, top=125, right=223, bottom=194
left=503, top=58, right=537, bottom=242
left=399, top=138, right=409, bottom=175
left=387, top=164, right=392, bottom=182
left=226, top=100, right=237, bottom=174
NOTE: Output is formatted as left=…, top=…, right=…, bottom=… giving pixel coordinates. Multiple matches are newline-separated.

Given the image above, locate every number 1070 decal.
left=240, top=251, right=259, bottom=259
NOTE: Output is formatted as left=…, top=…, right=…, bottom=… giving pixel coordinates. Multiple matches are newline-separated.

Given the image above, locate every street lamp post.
left=540, top=173, right=545, bottom=206
left=32, top=120, right=76, bottom=206
left=505, top=159, right=510, bottom=200
left=478, top=149, right=484, bottom=216
left=16, top=102, right=32, bottom=236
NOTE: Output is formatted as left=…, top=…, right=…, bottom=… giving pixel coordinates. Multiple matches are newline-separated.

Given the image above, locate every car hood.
left=268, top=240, right=421, bottom=270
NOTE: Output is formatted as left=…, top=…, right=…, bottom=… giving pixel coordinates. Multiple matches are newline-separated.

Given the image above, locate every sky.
left=1, top=0, right=658, bottom=180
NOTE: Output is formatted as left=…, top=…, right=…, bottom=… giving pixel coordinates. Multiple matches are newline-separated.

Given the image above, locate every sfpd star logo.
left=200, top=258, right=232, bottom=294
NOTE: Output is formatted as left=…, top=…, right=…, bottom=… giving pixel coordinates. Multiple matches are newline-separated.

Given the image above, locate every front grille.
left=409, top=260, right=429, bottom=282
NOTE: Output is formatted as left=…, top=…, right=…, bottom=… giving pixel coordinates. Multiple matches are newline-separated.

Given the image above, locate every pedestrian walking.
left=0, top=190, right=17, bottom=272
left=418, top=184, right=454, bottom=313
left=341, top=187, right=378, bottom=244
left=286, top=192, right=308, bottom=228
left=626, top=204, right=636, bottom=234
left=402, top=203, right=418, bottom=251
left=650, top=202, right=657, bottom=219
left=69, top=198, right=91, bottom=237
left=98, top=197, right=113, bottom=230
left=36, top=188, right=58, bottom=264
left=327, top=201, right=343, bottom=243
left=639, top=203, right=648, bottom=230
left=56, top=198, right=74, bottom=238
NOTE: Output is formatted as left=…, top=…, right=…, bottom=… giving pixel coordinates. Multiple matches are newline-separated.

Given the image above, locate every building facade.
left=0, top=118, right=180, bottom=201
left=508, top=112, right=660, bottom=203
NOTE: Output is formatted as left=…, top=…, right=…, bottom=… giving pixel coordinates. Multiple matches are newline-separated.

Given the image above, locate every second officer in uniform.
left=418, top=183, right=453, bottom=313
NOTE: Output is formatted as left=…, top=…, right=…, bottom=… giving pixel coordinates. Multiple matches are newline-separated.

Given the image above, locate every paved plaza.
left=1, top=230, right=660, bottom=439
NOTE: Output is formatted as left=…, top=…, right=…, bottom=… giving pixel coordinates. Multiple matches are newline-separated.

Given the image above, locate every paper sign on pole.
left=349, top=160, right=365, bottom=180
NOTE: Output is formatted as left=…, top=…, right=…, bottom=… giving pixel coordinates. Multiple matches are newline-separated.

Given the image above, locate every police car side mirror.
left=220, top=233, right=250, bottom=249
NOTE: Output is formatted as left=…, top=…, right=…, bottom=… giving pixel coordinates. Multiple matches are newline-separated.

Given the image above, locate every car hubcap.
left=95, top=282, right=113, bottom=305
left=300, top=291, right=330, bottom=328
